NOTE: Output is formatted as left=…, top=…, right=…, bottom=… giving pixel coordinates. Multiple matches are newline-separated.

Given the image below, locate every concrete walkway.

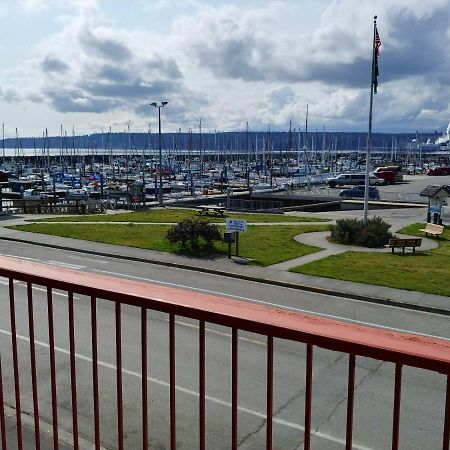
left=268, top=230, right=439, bottom=270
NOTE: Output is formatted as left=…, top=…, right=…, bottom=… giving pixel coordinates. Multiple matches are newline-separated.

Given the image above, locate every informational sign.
left=226, top=218, right=247, bottom=233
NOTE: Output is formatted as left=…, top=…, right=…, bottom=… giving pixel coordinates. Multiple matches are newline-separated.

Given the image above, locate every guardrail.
left=0, top=256, right=449, bottom=449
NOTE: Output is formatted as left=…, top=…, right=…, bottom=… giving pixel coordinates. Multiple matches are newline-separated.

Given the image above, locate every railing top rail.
left=1, top=256, right=449, bottom=374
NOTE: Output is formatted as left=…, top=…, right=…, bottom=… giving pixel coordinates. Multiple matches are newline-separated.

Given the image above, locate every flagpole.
left=363, top=15, right=378, bottom=224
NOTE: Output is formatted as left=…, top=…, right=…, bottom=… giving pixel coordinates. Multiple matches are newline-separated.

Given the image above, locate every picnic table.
left=196, top=205, right=226, bottom=216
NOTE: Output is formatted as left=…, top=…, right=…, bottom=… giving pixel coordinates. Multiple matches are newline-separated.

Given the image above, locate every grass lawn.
left=30, top=208, right=330, bottom=224
left=291, top=223, right=450, bottom=296
left=9, top=223, right=329, bottom=267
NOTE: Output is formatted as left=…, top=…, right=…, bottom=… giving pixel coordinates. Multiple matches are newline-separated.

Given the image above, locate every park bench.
left=385, top=238, right=422, bottom=254
left=418, top=223, right=444, bottom=237
left=196, top=205, right=226, bottom=216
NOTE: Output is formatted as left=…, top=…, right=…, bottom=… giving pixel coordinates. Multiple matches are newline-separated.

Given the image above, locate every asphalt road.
left=0, top=241, right=449, bottom=449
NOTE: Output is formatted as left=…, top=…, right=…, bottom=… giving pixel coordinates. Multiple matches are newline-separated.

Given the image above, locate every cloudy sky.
left=1, top=0, right=449, bottom=138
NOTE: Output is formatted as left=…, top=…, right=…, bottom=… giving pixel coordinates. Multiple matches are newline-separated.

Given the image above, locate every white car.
left=327, top=173, right=385, bottom=188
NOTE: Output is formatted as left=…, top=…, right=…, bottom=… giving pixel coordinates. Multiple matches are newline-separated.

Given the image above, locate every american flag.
left=373, top=26, right=381, bottom=93
left=375, top=27, right=381, bottom=58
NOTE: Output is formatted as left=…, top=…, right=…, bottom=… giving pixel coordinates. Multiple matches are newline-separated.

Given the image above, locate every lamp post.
left=150, top=101, right=168, bottom=206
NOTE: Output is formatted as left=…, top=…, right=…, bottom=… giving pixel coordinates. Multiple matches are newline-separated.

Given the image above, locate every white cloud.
left=18, top=0, right=99, bottom=13
left=0, top=0, right=449, bottom=135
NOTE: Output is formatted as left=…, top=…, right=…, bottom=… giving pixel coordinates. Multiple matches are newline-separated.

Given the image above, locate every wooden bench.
left=196, top=205, right=226, bottom=216
left=385, top=238, right=422, bottom=254
left=418, top=223, right=444, bottom=237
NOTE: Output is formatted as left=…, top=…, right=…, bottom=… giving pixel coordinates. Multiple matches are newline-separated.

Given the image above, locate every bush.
left=166, top=218, right=222, bottom=251
left=330, top=216, right=393, bottom=248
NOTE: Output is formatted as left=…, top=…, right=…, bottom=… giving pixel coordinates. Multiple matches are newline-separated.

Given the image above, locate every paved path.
left=268, top=230, right=439, bottom=270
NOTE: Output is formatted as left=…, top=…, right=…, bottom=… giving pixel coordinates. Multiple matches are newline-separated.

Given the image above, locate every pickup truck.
left=371, top=169, right=396, bottom=184
left=373, top=166, right=403, bottom=183
left=326, top=173, right=385, bottom=188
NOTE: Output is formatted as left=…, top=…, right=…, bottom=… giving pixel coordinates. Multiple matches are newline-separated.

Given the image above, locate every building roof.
left=420, top=185, right=450, bottom=197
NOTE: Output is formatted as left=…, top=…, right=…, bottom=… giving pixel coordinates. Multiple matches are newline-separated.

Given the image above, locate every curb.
left=1, top=235, right=449, bottom=316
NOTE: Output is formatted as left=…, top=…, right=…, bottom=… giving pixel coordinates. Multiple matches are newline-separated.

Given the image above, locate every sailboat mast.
left=304, top=104, right=309, bottom=173
left=2, top=124, right=4, bottom=167
left=199, top=119, right=203, bottom=173
left=246, top=121, right=250, bottom=188
left=60, top=124, right=64, bottom=169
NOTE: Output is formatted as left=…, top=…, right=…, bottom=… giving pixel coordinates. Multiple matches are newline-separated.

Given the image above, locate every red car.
left=427, top=167, right=450, bottom=176
left=372, top=169, right=396, bottom=184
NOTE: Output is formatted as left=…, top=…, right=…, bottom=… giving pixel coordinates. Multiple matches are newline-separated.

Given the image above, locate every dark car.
left=339, top=186, right=380, bottom=200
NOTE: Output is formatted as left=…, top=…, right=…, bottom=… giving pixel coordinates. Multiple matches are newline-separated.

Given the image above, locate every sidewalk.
left=0, top=208, right=448, bottom=315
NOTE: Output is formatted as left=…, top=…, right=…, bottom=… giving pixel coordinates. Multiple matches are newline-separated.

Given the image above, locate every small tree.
left=167, top=218, right=222, bottom=252
left=330, top=216, right=393, bottom=248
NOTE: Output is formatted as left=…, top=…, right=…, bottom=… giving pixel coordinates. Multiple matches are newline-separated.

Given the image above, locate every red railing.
left=0, top=255, right=449, bottom=449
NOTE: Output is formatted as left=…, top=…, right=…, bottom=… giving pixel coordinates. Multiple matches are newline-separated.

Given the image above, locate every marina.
left=0, top=121, right=449, bottom=214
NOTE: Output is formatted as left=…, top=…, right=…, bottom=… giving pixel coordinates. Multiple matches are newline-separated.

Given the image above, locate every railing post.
left=199, top=320, right=206, bottom=450
left=170, top=314, right=176, bottom=450
left=141, top=308, right=148, bottom=450
left=9, top=278, right=22, bottom=450
left=47, top=287, right=59, bottom=450
left=304, top=344, right=313, bottom=450
left=116, top=302, right=124, bottom=450
left=91, top=297, right=100, bottom=450
left=232, top=328, right=238, bottom=450
left=346, top=354, right=356, bottom=450
left=392, top=364, right=403, bottom=450
left=266, top=336, right=274, bottom=450
left=27, top=281, right=40, bottom=450
left=0, top=351, right=6, bottom=450
left=68, top=291, right=79, bottom=450
left=443, top=375, right=450, bottom=450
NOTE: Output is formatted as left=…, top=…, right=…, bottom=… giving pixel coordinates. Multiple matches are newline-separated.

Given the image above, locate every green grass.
left=291, top=223, right=450, bottom=296
left=9, top=223, right=329, bottom=267
left=30, top=208, right=330, bottom=224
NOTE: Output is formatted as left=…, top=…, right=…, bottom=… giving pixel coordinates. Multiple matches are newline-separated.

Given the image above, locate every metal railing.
left=0, top=255, right=449, bottom=449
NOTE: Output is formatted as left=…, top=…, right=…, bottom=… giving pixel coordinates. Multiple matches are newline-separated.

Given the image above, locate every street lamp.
left=150, top=101, right=169, bottom=206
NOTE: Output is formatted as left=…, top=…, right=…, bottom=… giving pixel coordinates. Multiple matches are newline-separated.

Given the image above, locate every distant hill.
left=0, top=130, right=439, bottom=152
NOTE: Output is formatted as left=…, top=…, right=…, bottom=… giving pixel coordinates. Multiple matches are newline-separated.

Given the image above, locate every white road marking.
left=0, top=253, right=85, bottom=270
left=0, top=253, right=40, bottom=262
left=0, top=278, right=76, bottom=297
left=0, top=328, right=372, bottom=450
left=92, top=269, right=450, bottom=342
left=47, top=260, right=86, bottom=270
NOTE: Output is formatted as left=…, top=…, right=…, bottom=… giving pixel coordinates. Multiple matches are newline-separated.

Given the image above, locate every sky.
left=0, top=0, right=449, bottom=138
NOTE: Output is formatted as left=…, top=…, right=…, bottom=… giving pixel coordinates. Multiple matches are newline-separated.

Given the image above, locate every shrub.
left=330, top=216, right=393, bottom=248
left=166, top=218, right=222, bottom=251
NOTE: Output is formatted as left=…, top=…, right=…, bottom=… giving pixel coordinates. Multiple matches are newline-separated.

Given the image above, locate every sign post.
left=225, top=218, right=247, bottom=257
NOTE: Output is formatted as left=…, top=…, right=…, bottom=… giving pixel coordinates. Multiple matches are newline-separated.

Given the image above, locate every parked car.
left=427, top=166, right=450, bottom=176
left=372, top=169, right=396, bottom=184
left=326, top=173, right=384, bottom=188
left=339, top=186, right=380, bottom=200
left=373, top=166, right=403, bottom=182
